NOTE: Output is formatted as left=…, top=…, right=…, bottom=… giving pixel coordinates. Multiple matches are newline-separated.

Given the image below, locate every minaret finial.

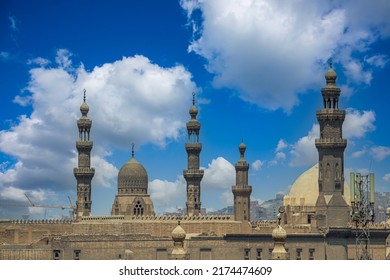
left=131, top=143, right=135, bottom=158
left=192, top=92, right=195, bottom=106
left=83, top=89, right=86, bottom=103
left=329, top=57, right=333, bottom=69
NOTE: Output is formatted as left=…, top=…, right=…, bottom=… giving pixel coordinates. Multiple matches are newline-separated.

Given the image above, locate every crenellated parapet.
left=10, top=219, right=74, bottom=224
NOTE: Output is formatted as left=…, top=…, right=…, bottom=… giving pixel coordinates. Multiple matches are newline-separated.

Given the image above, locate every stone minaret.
left=73, top=90, right=95, bottom=218
left=232, top=142, right=252, bottom=221
left=315, top=59, right=349, bottom=228
left=184, top=93, right=204, bottom=217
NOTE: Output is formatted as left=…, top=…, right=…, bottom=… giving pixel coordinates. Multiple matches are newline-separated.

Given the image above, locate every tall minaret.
left=184, top=93, right=204, bottom=216
left=232, top=142, right=252, bottom=221
left=315, top=59, right=350, bottom=228
left=73, top=90, right=95, bottom=218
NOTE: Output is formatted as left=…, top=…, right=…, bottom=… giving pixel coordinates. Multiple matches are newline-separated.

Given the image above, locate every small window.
left=268, top=248, right=273, bottom=258
left=74, top=250, right=81, bottom=260
left=307, top=215, right=312, bottom=224
left=118, top=254, right=122, bottom=259
left=244, top=248, right=250, bottom=260
left=309, top=248, right=315, bottom=260
left=296, top=248, right=302, bottom=260
left=53, top=250, right=60, bottom=260
left=256, top=249, right=262, bottom=260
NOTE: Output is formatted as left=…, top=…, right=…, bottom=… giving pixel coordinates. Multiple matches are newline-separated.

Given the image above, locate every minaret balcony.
left=183, top=169, right=204, bottom=179
left=77, top=119, right=92, bottom=127
left=76, top=141, right=93, bottom=149
left=315, top=138, right=347, bottom=148
left=73, top=167, right=95, bottom=177
left=185, top=143, right=202, bottom=151
left=316, top=109, right=345, bottom=120
left=232, top=185, right=252, bottom=196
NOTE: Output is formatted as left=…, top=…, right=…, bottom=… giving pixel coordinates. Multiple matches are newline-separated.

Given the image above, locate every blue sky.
left=1, top=0, right=390, bottom=219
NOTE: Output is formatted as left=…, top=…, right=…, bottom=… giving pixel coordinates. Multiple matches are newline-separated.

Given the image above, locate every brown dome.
left=117, top=157, right=148, bottom=194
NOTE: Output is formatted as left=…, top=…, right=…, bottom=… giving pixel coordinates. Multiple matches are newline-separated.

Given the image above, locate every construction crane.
left=0, top=193, right=76, bottom=218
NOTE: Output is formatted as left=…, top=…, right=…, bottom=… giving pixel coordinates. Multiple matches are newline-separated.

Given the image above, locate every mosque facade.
left=0, top=63, right=390, bottom=260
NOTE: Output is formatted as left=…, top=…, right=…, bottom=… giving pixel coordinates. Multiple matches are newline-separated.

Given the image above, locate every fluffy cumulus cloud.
left=370, top=146, right=390, bottom=161
left=252, top=159, right=264, bottom=171
left=181, top=0, right=390, bottom=111
left=289, top=124, right=319, bottom=167
left=149, top=176, right=186, bottom=214
left=343, top=108, right=376, bottom=138
left=202, top=157, right=235, bottom=190
left=0, top=49, right=197, bottom=206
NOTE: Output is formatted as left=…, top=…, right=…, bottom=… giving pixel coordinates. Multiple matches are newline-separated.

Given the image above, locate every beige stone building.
left=1, top=63, right=390, bottom=260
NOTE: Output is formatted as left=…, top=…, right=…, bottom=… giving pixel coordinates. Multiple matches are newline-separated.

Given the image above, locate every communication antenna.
left=350, top=172, right=375, bottom=259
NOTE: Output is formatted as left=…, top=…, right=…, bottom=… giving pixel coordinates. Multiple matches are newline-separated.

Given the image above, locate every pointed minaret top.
left=189, top=92, right=199, bottom=119
left=80, top=89, right=89, bottom=116
left=131, top=143, right=135, bottom=158
left=239, top=141, right=247, bottom=161
left=325, top=57, right=337, bottom=86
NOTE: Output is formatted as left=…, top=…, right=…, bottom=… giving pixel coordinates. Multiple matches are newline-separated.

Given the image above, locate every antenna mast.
left=350, top=172, right=375, bottom=259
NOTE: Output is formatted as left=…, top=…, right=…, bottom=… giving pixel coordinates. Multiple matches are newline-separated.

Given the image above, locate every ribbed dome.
left=117, top=157, right=148, bottom=194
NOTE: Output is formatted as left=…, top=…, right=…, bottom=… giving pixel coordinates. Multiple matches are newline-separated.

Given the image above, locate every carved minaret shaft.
left=232, top=142, right=252, bottom=221
left=184, top=94, right=204, bottom=217
left=315, top=59, right=349, bottom=228
left=73, top=91, right=95, bottom=218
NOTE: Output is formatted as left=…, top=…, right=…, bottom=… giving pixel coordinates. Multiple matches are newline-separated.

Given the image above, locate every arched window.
left=134, top=200, right=144, bottom=216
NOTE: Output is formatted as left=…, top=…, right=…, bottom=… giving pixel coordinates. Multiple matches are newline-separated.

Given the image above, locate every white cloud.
left=276, top=152, right=286, bottom=160
left=351, top=149, right=367, bottom=158
left=220, top=191, right=233, bottom=207
left=344, top=59, right=372, bottom=84
left=27, top=57, right=51, bottom=67
left=365, top=55, right=389, bottom=68
left=269, top=140, right=289, bottom=166
left=149, top=176, right=186, bottom=214
left=275, top=139, right=288, bottom=152
left=370, top=146, right=390, bottom=161
left=0, top=51, right=10, bottom=61
left=55, top=49, right=73, bottom=69
left=383, top=174, right=390, bottom=182
left=343, top=108, right=376, bottom=138
left=252, top=159, right=264, bottom=171
left=0, top=49, right=197, bottom=204
left=202, top=157, right=235, bottom=190
left=181, top=0, right=390, bottom=110
left=289, top=124, right=319, bottom=167
left=0, top=186, right=48, bottom=203
left=8, top=16, right=18, bottom=32
left=13, top=95, right=32, bottom=106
